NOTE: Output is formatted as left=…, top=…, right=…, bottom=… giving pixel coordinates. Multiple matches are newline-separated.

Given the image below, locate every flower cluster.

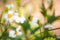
left=4, top=2, right=26, bottom=24
left=3, top=2, right=39, bottom=38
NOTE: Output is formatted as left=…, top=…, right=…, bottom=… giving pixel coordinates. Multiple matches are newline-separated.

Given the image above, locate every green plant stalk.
left=0, top=12, right=3, bottom=23
left=0, top=25, right=8, bottom=40
left=0, top=22, right=11, bottom=40
left=49, top=0, right=53, bottom=10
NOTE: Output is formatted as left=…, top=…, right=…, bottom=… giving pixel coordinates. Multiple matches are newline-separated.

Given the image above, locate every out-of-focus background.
left=0, top=0, right=60, bottom=36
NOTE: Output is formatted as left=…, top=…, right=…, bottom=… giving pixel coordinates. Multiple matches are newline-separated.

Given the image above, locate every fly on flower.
left=28, top=16, right=39, bottom=30
left=4, top=10, right=14, bottom=22
left=28, top=16, right=38, bottom=26
left=13, top=11, right=25, bottom=23
left=6, top=2, right=14, bottom=9
left=9, top=26, right=22, bottom=38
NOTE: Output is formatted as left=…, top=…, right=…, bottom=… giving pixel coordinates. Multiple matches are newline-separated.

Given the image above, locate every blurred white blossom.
left=29, top=16, right=38, bottom=26
left=9, top=30, right=16, bottom=38
left=6, top=2, right=14, bottom=9
left=13, top=12, right=25, bottom=23
left=9, top=26, right=22, bottom=38
left=4, top=10, right=14, bottom=22
left=44, top=24, right=52, bottom=28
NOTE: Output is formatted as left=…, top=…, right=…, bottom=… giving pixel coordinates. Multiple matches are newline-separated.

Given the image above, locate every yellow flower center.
left=18, top=13, right=22, bottom=17
left=28, top=16, right=33, bottom=21
left=8, top=14, right=12, bottom=18
left=15, top=31, right=18, bottom=35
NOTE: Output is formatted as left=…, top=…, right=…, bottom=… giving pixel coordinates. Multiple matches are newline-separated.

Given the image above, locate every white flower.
left=28, top=16, right=38, bottom=26
left=13, top=12, right=25, bottom=23
left=44, top=24, right=52, bottom=28
left=6, top=2, right=14, bottom=9
left=15, top=26, right=22, bottom=36
left=4, top=10, right=14, bottom=22
left=9, top=30, right=16, bottom=38
left=16, top=26, right=21, bottom=31
left=9, top=26, right=22, bottom=38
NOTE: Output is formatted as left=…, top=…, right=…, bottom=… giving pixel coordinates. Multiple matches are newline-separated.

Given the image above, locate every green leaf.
left=20, top=19, right=30, bottom=34
left=47, top=10, right=60, bottom=24
left=14, top=36, right=22, bottom=40
left=3, top=7, right=8, bottom=14
left=41, top=0, right=47, bottom=17
left=31, top=27, right=40, bottom=34
left=44, top=28, right=52, bottom=38
left=44, top=37, right=56, bottom=40
left=30, top=20, right=41, bottom=34
left=34, top=33, right=43, bottom=40
left=35, top=36, right=43, bottom=40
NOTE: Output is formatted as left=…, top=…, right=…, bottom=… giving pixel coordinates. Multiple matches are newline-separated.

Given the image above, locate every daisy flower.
left=9, top=26, right=22, bottom=38
left=13, top=12, right=25, bottom=23
left=9, top=30, right=16, bottom=38
left=6, top=2, right=14, bottom=9
left=4, top=10, right=14, bottom=22
left=28, top=16, right=38, bottom=26
left=44, top=24, right=52, bottom=28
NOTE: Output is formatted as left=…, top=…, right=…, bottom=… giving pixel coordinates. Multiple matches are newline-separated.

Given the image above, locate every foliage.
left=41, top=0, right=47, bottom=17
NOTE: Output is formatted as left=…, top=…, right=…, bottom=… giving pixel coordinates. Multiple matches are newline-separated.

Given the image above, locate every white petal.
left=8, top=10, right=14, bottom=14
left=4, top=14, right=8, bottom=21
left=15, top=19, right=20, bottom=23
left=16, top=26, right=21, bottom=31
left=5, top=3, right=14, bottom=9
left=6, top=4, right=11, bottom=9
left=32, top=17, right=38, bottom=23
left=20, top=17, right=25, bottom=23
left=18, top=32, right=22, bottom=35
left=30, top=16, right=38, bottom=26
left=44, top=24, right=52, bottom=28
left=9, top=34, right=16, bottom=38
left=30, top=22, right=35, bottom=26
left=13, top=13, right=21, bottom=23
left=9, top=30, right=15, bottom=35
left=13, top=13, right=25, bottom=23
left=8, top=18, right=13, bottom=22
left=13, top=15, right=20, bottom=23
left=9, top=30, right=16, bottom=38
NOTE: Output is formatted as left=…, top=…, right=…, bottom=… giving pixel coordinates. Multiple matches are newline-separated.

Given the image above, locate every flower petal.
left=9, top=30, right=16, bottom=38
left=16, top=26, right=21, bottom=31
left=44, top=24, right=52, bottom=28
left=18, top=32, right=22, bottom=35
